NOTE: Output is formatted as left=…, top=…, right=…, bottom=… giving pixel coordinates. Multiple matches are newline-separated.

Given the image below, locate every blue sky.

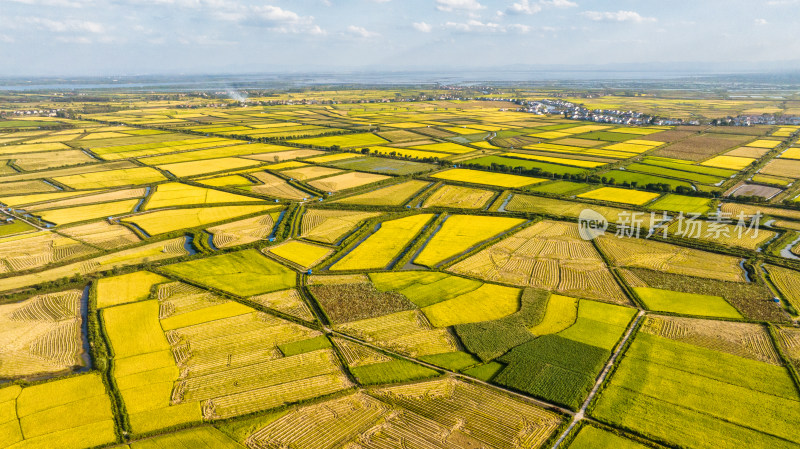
left=1, top=0, right=798, bottom=76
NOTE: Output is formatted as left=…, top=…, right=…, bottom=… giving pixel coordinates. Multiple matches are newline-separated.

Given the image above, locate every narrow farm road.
left=551, top=309, right=646, bottom=448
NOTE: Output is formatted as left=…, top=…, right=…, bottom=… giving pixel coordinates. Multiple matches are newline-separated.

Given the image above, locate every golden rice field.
left=577, top=187, right=660, bottom=205
left=1, top=95, right=798, bottom=447
left=431, top=168, right=544, bottom=188
left=331, top=214, right=433, bottom=270
left=265, top=239, right=332, bottom=269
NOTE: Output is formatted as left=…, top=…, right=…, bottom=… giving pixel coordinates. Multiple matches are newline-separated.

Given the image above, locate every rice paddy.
left=1, top=91, right=798, bottom=448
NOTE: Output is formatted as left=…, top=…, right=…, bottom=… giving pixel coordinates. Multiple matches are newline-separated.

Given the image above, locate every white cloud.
left=436, top=0, right=485, bottom=13
left=7, top=0, right=87, bottom=7
left=0, top=34, right=15, bottom=43
left=540, top=0, right=576, bottom=7
left=55, top=35, right=92, bottom=43
left=346, top=25, right=379, bottom=38
left=214, top=4, right=325, bottom=34
left=507, top=0, right=540, bottom=15
left=413, top=22, right=432, bottom=32
left=754, top=18, right=768, bottom=25
left=581, top=10, right=656, bottom=23
left=766, top=0, right=800, bottom=4
left=445, top=19, right=529, bottom=33
left=20, top=17, right=106, bottom=33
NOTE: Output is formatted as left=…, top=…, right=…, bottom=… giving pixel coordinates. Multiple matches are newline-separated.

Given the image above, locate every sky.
left=1, top=0, right=799, bottom=77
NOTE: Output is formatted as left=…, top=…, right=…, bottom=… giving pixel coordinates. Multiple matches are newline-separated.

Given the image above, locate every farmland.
left=1, top=90, right=799, bottom=448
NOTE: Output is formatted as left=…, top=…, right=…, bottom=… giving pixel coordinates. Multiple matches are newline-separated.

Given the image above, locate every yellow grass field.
left=144, top=182, right=263, bottom=209
left=746, top=139, right=782, bottom=149
left=431, top=168, right=544, bottom=188
left=35, top=199, right=140, bottom=225
left=414, top=215, right=525, bottom=267
left=96, top=271, right=168, bottom=308
left=124, top=204, right=277, bottom=235
left=265, top=240, right=333, bottom=269
left=421, top=283, right=520, bottom=327
left=331, top=214, right=433, bottom=270
left=290, top=133, right=387, bottom=148
left=780, top=148, right=800, bottom=160
left=1, top=373, right=117, bottom=448
left=53, top=167, right=167, bottom=189
left=577, top=187, right=660, bottom=205
left=701, top=155, right=755, bottom=170
left=158, top=157, right=261, bottom=178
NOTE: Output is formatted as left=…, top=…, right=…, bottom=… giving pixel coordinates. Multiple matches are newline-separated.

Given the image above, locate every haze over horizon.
left=1, top=0, right=800, bottom=77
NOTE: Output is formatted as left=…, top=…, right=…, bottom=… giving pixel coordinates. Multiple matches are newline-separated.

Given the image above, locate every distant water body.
left=0, top=70, right=721, bottom=91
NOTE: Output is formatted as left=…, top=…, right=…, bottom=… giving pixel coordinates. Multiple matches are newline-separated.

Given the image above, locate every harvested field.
left=652, top=134, right=752, bottom=161
left=422, top=184, right=495, bottom=209
left=760, top=158, right=800, bottom=178
left=300, top=209, right=381, bottom=244
left=336, top=310, right=458, bottom=357
left=726, top=146, right=771, bottom=158
left=243, top=149, right=323, bottom=162
left=308, top=172, right=389, bottom=192
left=60, top=221, right=141, bottom=249
left=0, top=290, right=84, bottom=378
left=282, top=165, right=344, bottom=181
left=765, top=265, right=800, bottom=312
left=0, top=231, right=97, bottom=272
left=206, top=213, right=277, bottom=248
left=728, top=183, right=782, bottom=199
left=0, top=180, right=57, bottom=195
left=10, top=149, right=95, bottom=171
left=450, top=220, right=628, bottom=303
left=641, top=129, right=699, bottom=142
left=249, top=289, right=315, bottom=321
left=597, top=236, right=745, bottom=282
left=245, top=171, right=310, bottom=200
left=24, top=188, right=146, bottom=212
left=640, top=315, right=779, bottom=364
